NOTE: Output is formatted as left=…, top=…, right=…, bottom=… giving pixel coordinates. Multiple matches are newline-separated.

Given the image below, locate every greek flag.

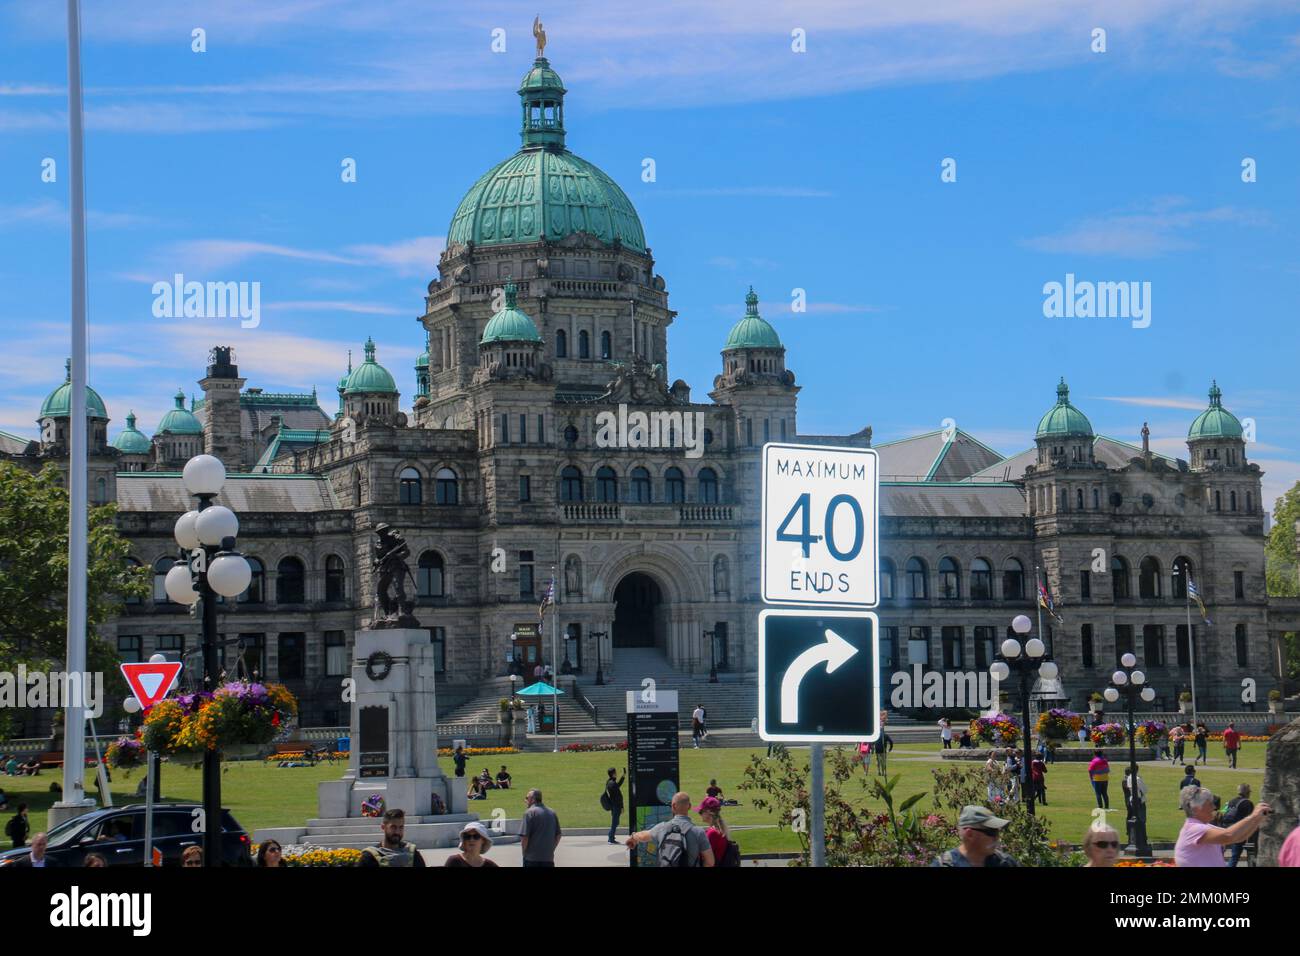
left=1187, top=577, right=1213, bottom=625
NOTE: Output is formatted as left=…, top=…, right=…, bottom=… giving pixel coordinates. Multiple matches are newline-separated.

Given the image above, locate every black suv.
left=0, top=804, right=252, bottom=867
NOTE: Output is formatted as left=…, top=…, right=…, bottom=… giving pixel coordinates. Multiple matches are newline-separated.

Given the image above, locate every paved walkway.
left=419, top=834, right=630, bottom=867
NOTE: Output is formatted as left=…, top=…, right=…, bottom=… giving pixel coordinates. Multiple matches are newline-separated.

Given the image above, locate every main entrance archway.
left=612, top=572, right=662, bottom=649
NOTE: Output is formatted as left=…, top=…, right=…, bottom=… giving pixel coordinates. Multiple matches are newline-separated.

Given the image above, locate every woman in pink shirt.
left=1174, top=786, right=1271, bottom=867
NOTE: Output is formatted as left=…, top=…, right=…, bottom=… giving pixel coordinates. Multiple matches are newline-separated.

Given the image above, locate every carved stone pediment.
left=555, top=231, right=608, bottom=251
left=598, top=355, right=676, bottom=404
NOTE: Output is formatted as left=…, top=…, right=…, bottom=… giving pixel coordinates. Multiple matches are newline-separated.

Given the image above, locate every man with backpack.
left=1222, top=783, right=1255, bottom=867
left=625, top=792, right=715, bottom=867
left=602, top=767, right=625, bottom=845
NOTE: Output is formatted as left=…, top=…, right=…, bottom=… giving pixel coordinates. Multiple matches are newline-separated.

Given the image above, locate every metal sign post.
left=810, top=743, right=826, bottom=867
left=143, top=750, right=155, bottom=866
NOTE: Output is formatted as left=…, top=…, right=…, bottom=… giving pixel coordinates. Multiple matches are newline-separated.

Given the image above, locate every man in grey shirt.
left=626, top=792, right=715, bottom=867
left=521, top=788, right=561, bottom=867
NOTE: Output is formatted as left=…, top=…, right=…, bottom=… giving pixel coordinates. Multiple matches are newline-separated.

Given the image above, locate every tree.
left=0, top=463, right=147, bottom=735
left=1266, top=482, right=1300, bottom=683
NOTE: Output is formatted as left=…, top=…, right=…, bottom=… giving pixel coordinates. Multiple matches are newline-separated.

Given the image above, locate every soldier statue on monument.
left=370, top=524, right=420, bottom=629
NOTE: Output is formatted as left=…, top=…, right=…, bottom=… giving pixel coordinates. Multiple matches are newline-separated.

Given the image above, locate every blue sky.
left=2, top=0, right=1299, bottom=511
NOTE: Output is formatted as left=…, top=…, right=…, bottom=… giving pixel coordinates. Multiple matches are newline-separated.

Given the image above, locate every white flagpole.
left=1186, top=581, right=1197, bottom=726
left=551, top=568, right=558, bottom=753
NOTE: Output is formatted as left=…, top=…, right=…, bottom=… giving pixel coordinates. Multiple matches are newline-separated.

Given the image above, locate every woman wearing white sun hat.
left=444, top=821, right=498, bottom=868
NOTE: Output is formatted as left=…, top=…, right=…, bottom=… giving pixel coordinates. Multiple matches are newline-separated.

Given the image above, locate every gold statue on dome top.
left=533, top=16, right=547, bottom=57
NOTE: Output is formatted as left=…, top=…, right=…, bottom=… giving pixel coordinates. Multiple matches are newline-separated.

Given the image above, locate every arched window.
left=579, top=330, right=590, bottom=359
left=1002, top=558, right=1024, bottom=600
left=1230, top=490, right=1237, bottom=511
left=596, top=466, right=618, bottom=502
left=563, top=424, right=578, bottom=444
left=398, top=467, right=421, bottom=504
left=1171, top=556, right=1193, bottom=600
left=938, top=557, right=960, bottom=599
left=631, top=467, right=651, bottom=503
left=325, top=555, right=346, bottom=602
left=560, top=466, right=583, bottom=502
left=125, top=557, right=142, bottom=604
left=600, top=331, right=611, bottom=360
left=1076, top=488, right=1084, bottom=510
left=906, top=558, right=928, bottom=600
left=435, top=467, right=458, bottom=505
left=277, top=557, right=305, bottom=604
left=556, top=329, right=567, bottom=358
left=1138, top=556, right=1161, bottom=599
left=417, top=551, right=445, bottom=598
left=1214, top=490, right=1222, bottom=511
left=971, top=558, right=993, bottom=600
left=152, top=557, right=173, bottom=604
left=665, top=467, right=685, bottom=503
left=1093, top=488, right=1100, bottom=510
left=1112, top=556, right=1131, bottom=599
left=239, top=557, right=265, bottom=604
left=880, top=558, right=895, bottom=600
left=698, top=468, right=718, bottom=503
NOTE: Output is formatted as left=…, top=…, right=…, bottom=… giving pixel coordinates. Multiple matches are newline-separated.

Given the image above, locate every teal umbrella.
left=516, top=681, right=565, bottom=696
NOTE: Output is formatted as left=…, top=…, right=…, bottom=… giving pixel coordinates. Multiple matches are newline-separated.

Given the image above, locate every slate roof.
left=254, top=428, right=333, bottom=473
left=116, top=473, right=340, bottom=513
left=882, top=482, right=1026, bottom=518
left=193, top=391, right=331, bottom=441
left=874, top=429, right=1002, bottom=481
left=0, top=430, right=33, bottom=455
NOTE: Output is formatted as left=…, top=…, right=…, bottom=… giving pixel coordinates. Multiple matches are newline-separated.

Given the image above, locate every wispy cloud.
left=1020, top=197, right=1266, bottom=258
left=1093, top=394, right=1206, bottom=410
left=264, top=300, right=409, bottom=316
left=344, top=237, right=445, bottom=277
left=649, top=187, right=833, bottom=198
left=160, top=240, right=361, bottom=272
left=0, top=199, right=152, bottom=230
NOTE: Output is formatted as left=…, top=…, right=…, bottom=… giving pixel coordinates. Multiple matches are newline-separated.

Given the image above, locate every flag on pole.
left=538, top=576, right=555, bottom=626
left=1038, top=575, right=1063, bottom=623
left=1187, top=577, right=1213, bottom=625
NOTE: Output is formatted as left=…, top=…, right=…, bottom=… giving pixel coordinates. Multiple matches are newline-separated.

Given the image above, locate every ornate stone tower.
left=709, top=288, right=799, bottom=450
left=199, top=346, right=246, bottom=469
left=342, top=338, right=400, bottom=427
left=1187, top=381, right=1261, bottom=516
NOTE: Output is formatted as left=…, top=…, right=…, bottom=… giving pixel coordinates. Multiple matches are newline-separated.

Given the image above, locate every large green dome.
left=1188, top=381, right=1243, bottom=440
left=724, top=288, right=782, bottom=350
left=112, top=411, right=152, bottom=454
left=481, top=283, right=542, bottom=344
left=344, top=338, right=398, bottom=394
left=446, top=56, right=646, bottom=253
left=156, top=390, right=203, bottom=435
left=1035, top=378, right=1093, bottom=438
left=40, top=359, right=107, bottom=419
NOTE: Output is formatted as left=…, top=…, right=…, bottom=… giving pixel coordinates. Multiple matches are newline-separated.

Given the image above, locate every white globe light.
left=164, top=562, right=198, bottom=605
left=174, top=510, right=200, bottom=550
left=1011, top=615, right=1032, bottom=635
left=149, top=653, right=166, bottom=664
left=1121, top=652, right=1137, bottom=668
left=1025, top=638, right=1045, bottom=658
left=990, top=661, right=1010, bottom=682
left=1131, top=670, right=1146, bottom=685
left=123, top=697, right=141, bottom=714
left=1038, top=661, right=1059, bottom=680
left=1112, top=670, right=1128, bottom=686
left=182, top=454, right=226, bottom=496
left=1140, top=687, right=1156, bottom=702
left=1001, top=638, right=1021, bottom=658
left=195, top=505, right=238, bottom=546
left=1104, top=687, right=1120, bottom=703
left=208, top=552, right=252, bottom=598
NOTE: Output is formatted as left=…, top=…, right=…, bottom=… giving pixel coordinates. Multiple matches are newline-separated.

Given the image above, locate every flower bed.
left=262, top=751, right=348, bottom=762
left=1090, top=723, right=1127, bottom=746
left=1206, top=732, right=1272, bottom=743
left=141, top=681, right=297, bottom=757
left=559, top=741, right=628, bottom=752
left=1114, top=859, right=1175, bottom=867
left=280, top=847, right=363, bottom=867
left=435, top=746, right=518, bottom=756
left=1134, top=720, right=1166, bottom=747
left=970, top=714, right=1020, bottom=746
left=1036, top=708, right=1084, bottom=741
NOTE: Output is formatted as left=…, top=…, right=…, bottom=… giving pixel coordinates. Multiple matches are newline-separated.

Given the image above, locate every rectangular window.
left=780, top=419, right=787, bottom=441
left=156, top=634, right=183, bottom=662
left=1081, top=624, right=1094, bottom=668
left=519, top=475, right=531, bottom=502
left=1080, top=570, right=1091, bottom=599
left=907, top=626, right=931, bottom=667
left=238, top=633, right=265, bottom=681
left=941, top=626, right=963, bottom=669
left=325, top=631, right=348, bottom=677
left=537, top=414, right=545, bottom=444
left=519, top=551, right=535, bottom=599
left=278, top=633, right=305, bottom=679
left=1235, top=623, right=1248, bottom=667
left=1114, top=625, right=1133, bottom=667
left=430, top=627, right=446, bottom=674
left=746, top=419, right=753, bottom=446
left=1176, top=625, right=1190, bottom=667
left=500, top=413, right=509, bottom=443
left=763, top=419, right=770, bottom=442
left=1142, top=624, right=1164, bottom=667
left=1234, top=571, right=1244, bottom=600
left=974, top=626, right=996, bottom=669
left=880, top=627, right=898, bottom=674
left=117, top=635, right=141, bottom=663
left=519, top=414, right=527, bottom=444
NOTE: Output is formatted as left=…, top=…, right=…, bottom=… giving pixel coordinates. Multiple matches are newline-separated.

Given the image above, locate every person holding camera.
left=1174, top=785, right=1271, bottom=867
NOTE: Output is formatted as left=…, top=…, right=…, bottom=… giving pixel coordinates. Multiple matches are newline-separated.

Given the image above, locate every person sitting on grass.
left=467, top=777, right=487, bottom=800
left=495, top=766, right=512, bottom=789
left=478, top=768, right=497, bottom=790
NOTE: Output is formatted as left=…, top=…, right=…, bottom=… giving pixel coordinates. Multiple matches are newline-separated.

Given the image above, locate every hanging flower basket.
left=1035, top=708, right=1084, bottom=741
left=141, top=682, right=298, bottom=759
left=1090, top=722, right=1127, bottom=746
left=105, top=737, right=145, bottom=774
left=1134, top=720, right=1166, bottom=747
left=970, top=713, right=1021, bottom=746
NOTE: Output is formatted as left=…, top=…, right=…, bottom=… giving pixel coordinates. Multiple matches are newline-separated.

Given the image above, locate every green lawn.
left=0, top=742, right=1268, bottom=856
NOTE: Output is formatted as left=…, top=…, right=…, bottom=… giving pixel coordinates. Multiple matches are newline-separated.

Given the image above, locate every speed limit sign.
left=761, top=442, right=879, bottom=608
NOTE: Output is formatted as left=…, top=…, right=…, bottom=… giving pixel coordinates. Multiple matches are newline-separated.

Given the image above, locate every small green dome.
left=40, top=359, right=107, bottom=419
left=156, top=389, right=203, bottom=435
left=519, top=58, right=565, bottom=95
left=481, top=283, right=542, bottom=344
left=1035, top=378, right=1093, bottom=438
left=1188, top=381, right=1243, bottom=440
left=344, top=338, right=398, bottom=394
left=112, top=411, right=152, bottom=454
left=724, top=288, right=783, bottom=350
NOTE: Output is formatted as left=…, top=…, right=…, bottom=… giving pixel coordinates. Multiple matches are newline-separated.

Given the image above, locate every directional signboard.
left=761, top=442, right=879, bottom=608
left=120, top=661, right=183, bottom=710
left=758, top=608, right=879, bottom=742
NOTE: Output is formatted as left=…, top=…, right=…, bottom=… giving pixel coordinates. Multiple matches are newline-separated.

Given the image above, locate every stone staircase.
left=439, top=681, right=605, bottom=737
left=573, top=647, right=758, bottom=731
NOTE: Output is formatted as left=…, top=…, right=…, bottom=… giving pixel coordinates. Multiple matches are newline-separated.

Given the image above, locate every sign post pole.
left=143, top=749, right=155, bottom=866
left=810, top=743, right=826, bottom=867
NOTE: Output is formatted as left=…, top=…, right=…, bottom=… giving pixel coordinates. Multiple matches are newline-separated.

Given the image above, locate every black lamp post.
left=989, top=614, right=1057, bottom=818
left=166, top=455, right=252, bottom=867
left=1105, top=652, right=1155, bottom=857
left=592, top=630, right=606, bottom=686
left=705, top=629, right=718, bottom=683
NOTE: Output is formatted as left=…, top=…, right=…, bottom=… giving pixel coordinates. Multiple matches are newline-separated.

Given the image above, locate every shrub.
left=970, top=713, right=1021, bottom=746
